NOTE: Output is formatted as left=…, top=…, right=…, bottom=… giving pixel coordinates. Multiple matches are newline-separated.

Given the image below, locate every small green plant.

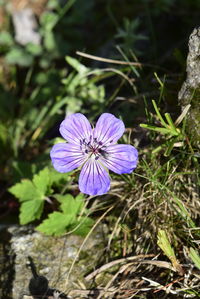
left=9, top=166, right=94, bottom=236
left=140, top=99, right=191, bottom=156
left=37, top=193, right=93, bottom=236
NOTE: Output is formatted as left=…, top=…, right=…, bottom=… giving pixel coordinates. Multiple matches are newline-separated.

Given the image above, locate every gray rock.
left=2, top=225, right=107, bottom=299
left=178, top=27, right=200, bottom=149
left=12, top=8, right=41, bottom=45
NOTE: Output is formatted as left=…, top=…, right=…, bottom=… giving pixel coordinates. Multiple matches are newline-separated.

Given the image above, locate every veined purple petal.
left=59, top=113, right=92, bottom=145
left=93, top=113, right=125, bottom=146
left=100, top=144, right=138, bottom=174
left=50, top=143, right=86, bottom=173
left=79, top=158, right=110, bottom=196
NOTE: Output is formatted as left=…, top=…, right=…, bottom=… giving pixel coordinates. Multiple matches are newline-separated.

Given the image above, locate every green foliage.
left=20, top=200, right=44, bottom=225
left=9, top=168, right=50, bottom=224
left=1, top=55, right=106, bottom=164
left=56, top=194, right=84, bottom=215
left=0, top=31, right=14, bottom=49
left=36, top=212, right=75, bottom=235
left=9, top=179, right=42, bottom=202
left=5, top=46, right=34, bottom=67
left=36, top=194, right=94, bottom=236
left=9, top=167, right=93, bottom=236
left=61, top=56, right=105, bottom=114
left=140, top=99, right=190, bottom=156
left=9, top=167, right=70, bottom=225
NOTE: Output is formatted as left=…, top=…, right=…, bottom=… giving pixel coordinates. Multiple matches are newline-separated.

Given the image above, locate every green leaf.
left=33, top=167, right=50, bottom=195
left=140, top=124, right=173, bottom=135
left=26, top=43, right=43, bottom=56
left=49, top=167, right=70, bottom=186
left=36, top=212, right=75, bottom=236
left=20, top=200, right=44, bottom=224
left=55, top=194, right=85, bottom=215
left=71, top=216, right=94, bottom=236
left=152, top=99, right=168, bottom=128
left=0, top=31, right=13, bottom=46
left=5, top=47, right=33, bottom=67
left=9, top=179, right=42, bottom=202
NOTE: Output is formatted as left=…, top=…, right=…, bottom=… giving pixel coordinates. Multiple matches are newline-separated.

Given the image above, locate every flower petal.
left=100, top=144, right=138, bottom=174
left=59, top=113, right=92, bottom=145
left=79, top=158, right=110, bottom=196
left=50, top=143, right=86, bottom=173
left=93, top=113, right=125, bottom=146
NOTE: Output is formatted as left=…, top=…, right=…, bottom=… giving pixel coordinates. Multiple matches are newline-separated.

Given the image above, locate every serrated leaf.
left=55, top=194, right=85, bottom=215
left=20, top=200, right=44, bottom=224
left=36, top=212, right=75, bottom=236
left=71, top=216, right=94, bottom=236
left=9, top=179, right=42, bottom=202
left=33, top=167, right=50, bottom=195
left=56, top=194, right=73, bottom=203
left=49, top=167, right=70, bottom=186
left=75, top=193, right=84, bottom=201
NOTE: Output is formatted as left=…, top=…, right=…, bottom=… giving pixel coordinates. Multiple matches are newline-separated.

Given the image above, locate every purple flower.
left=50, top=113, right=138, bottom=196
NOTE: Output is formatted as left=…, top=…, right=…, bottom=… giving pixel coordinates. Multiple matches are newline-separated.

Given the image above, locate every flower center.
left=80, top=137, right=107, bottom=160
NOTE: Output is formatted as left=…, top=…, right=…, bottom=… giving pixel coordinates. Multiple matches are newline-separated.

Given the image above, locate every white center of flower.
left=80, top=137, right=107, bottom=160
